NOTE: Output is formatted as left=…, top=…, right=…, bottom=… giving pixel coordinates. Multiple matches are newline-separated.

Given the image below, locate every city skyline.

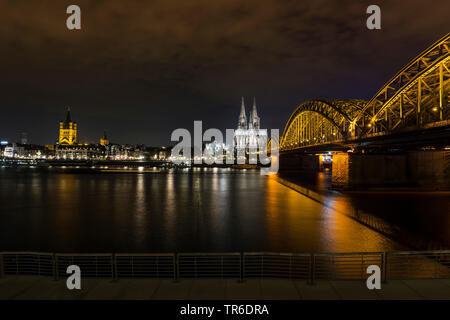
left=1, top=0, right=449, bottom=145
left=0, top=97, right=266, bottom=147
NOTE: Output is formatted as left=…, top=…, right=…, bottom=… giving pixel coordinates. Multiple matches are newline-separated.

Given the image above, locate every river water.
left=0, top=167, right=448, bottom=253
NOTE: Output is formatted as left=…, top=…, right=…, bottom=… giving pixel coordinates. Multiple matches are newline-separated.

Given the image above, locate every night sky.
left=1, top=0, right=449, bottom=145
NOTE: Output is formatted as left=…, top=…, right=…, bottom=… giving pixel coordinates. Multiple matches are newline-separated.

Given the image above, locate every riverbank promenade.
left=1, top=276, right=449, bottom=300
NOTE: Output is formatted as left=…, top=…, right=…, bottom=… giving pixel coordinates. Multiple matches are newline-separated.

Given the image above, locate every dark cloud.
left=0, top=0, right=449, bottom=144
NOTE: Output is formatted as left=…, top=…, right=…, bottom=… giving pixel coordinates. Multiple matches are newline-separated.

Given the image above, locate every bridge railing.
left=1, top=251, right=450, bottom=282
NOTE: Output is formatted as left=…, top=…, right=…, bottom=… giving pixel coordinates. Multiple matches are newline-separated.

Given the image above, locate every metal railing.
left=313, top=252, right=384, bottom=281
left=55, top=254, right=113, bottom=280
left=1, top=250, right=449, bottom=283
left=115, top=254, right=175, bottom=279
left=0, top=252, right=53, bottom=277
left=177, top=253, right=241, bottom=279
left=387, top=250, right=450, bottom=279
left=244, top=252, right=310, bottom=280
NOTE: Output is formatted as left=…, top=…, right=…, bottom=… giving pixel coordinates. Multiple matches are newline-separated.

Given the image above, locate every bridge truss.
left=280, top=33, right=450, bottom=151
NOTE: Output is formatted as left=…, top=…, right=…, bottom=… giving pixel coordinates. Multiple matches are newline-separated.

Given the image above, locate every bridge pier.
left=407, top=150, right=449, bottom=188
left=331, top=150, right=449, bottom=190
left=279, top=152, right=320, bottom=172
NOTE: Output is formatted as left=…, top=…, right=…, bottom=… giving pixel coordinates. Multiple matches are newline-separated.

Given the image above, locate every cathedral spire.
left=238, top=97, right=247, bottom=130
left=248, top=99, right=254, bottom=129
left=252, top=97, right=258, bottom=117
left=251, top=97, right=260, bottom=129
left=240, top=97, right=246, bottom=117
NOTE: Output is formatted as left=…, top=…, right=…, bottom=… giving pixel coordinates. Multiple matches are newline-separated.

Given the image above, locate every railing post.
left=309, top=253, right=315, bottom=285
left=0, top=253, right=4, bottom=278
left=361, top=255, right=364, bottom=279
left=289, top=255, right=293, bottom=280
left=434, top=254, right=438, bottom=279
left=221, top=255, right=224, bottom=279
left=382, top=252, right=388, bottom=283
left=173, top=254, right=176, bottom=282
left=54, top=254, right=59, bottom=281
left=261, top=254, right=264, bottom=279
left=156, top=255, right=159, bottom=279
left=37, top=254, right=41, bottom=276
left=193, top=253, right=198, bottom=279
left=15, top=254, right=18, bottom=274
left=174, top=253, right=179, bottom=282
left=239, top=252, right=244, bottom=283
left=112, top=253, right=117, bottom=282
left=194, top=255, right=197, bottom=279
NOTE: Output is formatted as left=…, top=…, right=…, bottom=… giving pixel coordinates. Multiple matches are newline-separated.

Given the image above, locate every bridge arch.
left=280, top=33, right=450, bottom=151
left=353, top=33, right=450, bottom=136
left=280, top=99, right=367, bottom=150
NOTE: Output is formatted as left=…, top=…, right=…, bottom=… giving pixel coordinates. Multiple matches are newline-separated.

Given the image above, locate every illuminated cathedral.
left=59, top=107, right=77, bottom=145
left=234, top=97, right=267, bottom=153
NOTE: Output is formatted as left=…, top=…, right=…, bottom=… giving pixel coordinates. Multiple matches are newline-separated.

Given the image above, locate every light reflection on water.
left=264, top=176, right=397, bottom=252
left=1, top=167, right=443, bottom=253
left=280, top=171, right=450, bottom=250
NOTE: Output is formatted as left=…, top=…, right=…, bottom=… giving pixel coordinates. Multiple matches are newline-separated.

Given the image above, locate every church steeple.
left=238, top=97, right=247, bottom=130
left=251, top=97, right=260, bottom=129
left=100, top=131, right=109, bottom=146
left=248, top=106, right=254, bottom=129
left=65, top=107, right=72, bottom=124
left=59, top=107, right=77, bottom=145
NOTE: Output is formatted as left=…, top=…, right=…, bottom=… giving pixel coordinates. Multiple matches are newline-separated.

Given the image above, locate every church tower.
left=59, top=107, right=77, bottom=145
left=235, top=97, right=248, bottom=151
left=238, top=97, right=247, bottom=130
left=100, top=131, right=109, bottom=146
left=251, top=97, right=260, bottom=130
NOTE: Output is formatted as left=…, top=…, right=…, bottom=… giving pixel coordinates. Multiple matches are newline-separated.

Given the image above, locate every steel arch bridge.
left=280, top=33, right=450, bottom=151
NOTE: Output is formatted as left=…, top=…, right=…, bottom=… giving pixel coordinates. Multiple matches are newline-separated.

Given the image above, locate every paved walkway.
left=1, top=276, right=450, bottom=300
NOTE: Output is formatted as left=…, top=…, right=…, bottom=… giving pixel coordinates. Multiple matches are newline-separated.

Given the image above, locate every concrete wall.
left=331, top=151, right=450, bottom=190
left=279, top=152, right=319, bottom=172
left=350, top=153, right=409, bottom=188
left=407, top=151, right=450, bottom=189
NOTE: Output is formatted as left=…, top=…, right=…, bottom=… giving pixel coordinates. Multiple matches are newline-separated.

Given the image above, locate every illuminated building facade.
left=59, top=107, right=77, bottom=145
left=100, top=132, right=109, bottom=146
left=56, top=144, right=107, bottom=160
left=234, top=97, right=267, bottom=153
